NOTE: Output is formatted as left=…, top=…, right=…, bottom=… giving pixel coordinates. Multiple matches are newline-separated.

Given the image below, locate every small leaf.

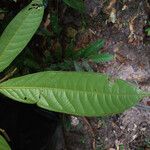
left=23, top=58, right=41, bottom=70
left=76, top=39, right=105, bottom=59
left=53, top=41, right=62, bottom=62
left=0, top=8, right=8, bottom=13
left=51, top=13, right=62, bottom=35
left=65, top=40, right=75, bottom=59
left=145, top=27, right=150, bottom=36
left=63, top=0, right=85, bottom=13
left=0, top=0, right=44, bottom=72
left=0, top=135, right=11, bottom=150
left=89, top=53, right=114, bottom=63
left=0, top=71, right=149, bottom=117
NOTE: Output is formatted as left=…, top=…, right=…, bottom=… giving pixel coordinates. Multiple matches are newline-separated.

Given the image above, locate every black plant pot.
left=0, top=95, right=62, bottom=150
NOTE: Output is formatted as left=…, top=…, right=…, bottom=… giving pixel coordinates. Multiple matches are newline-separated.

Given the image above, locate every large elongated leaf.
left=0, top=135, right=11, bottom=150
left=0, top=0, right=44, bottom=72
left=0, top=71, right=149, bottom=116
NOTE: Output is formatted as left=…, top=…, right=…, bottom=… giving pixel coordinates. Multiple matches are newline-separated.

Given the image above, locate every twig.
left=0, top=128, right=10, bottom=142
left=0, top=67, right=17, bottom=83
left=136, top=104, right=150, bottom=111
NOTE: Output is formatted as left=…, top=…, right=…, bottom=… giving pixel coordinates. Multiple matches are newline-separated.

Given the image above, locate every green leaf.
left=89, top=53, right=114, bottom=63
left=76, top=39, right=105, bottom=59
left=51, top=13, right=62, bottom=35
left=145, top=27, right=150, bottom=36
left=0, top=135, right=11, bottom=150
left=0, top=8, right=8, bottom=13
left=63, top=0, right=85, bottom=13
left=23, top=58, right=41, bottom=70
left=0, top=0, right=44, bottom=72
left=65, top=40, right=75, bottom=59
left=0, top=71, right=149, bottom=116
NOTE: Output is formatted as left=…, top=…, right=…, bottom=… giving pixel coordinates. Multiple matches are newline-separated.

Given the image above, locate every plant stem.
left=0, top=67, right=17, bottom=83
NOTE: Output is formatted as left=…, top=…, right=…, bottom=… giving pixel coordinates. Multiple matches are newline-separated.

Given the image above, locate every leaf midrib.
left=0, top=86, right=146, bottom=97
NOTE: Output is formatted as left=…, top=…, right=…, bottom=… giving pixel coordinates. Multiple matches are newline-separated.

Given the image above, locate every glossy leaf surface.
left=0, top=71, right=149, bottom=116
left=0, top=0, right=44, bottom=72
left=0, top=135, right=11, bottom=150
